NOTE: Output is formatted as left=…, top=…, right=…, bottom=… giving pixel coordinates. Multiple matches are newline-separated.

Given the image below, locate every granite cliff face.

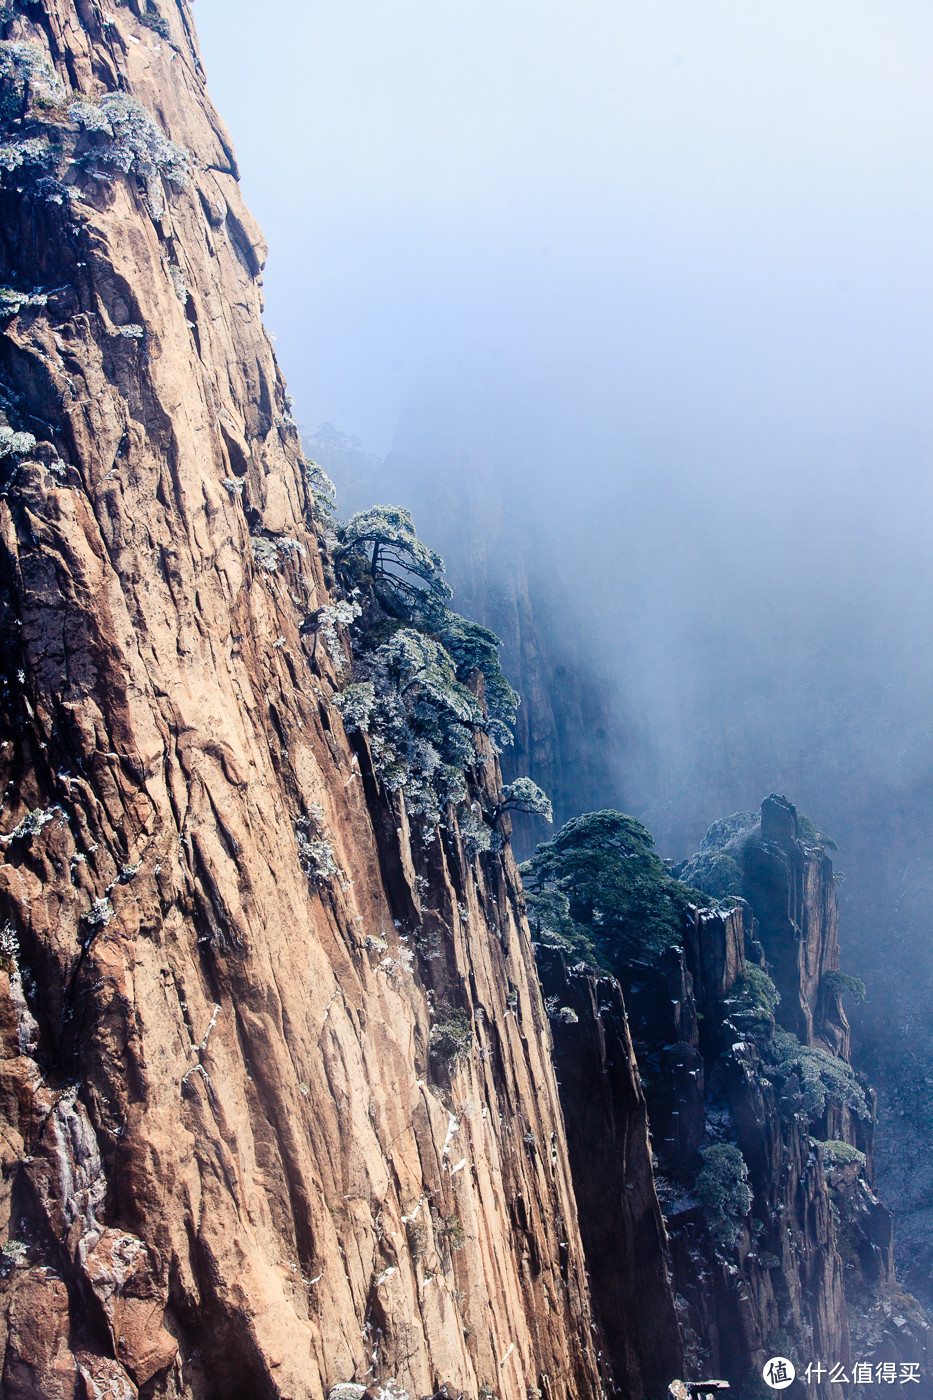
left=0, top=4, right=602, bottom=1397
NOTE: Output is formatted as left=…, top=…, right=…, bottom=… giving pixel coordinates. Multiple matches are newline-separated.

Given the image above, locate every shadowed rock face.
left=532, top=798, right=932, bottom=1400
left=535, top=946, right=683, bottom=1400
left=744, top=795, right=849, bottom=1056
left=0, top=4, right=603, bottom=1397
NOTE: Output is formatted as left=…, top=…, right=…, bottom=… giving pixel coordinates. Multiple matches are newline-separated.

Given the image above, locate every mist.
left=196, top=0, right=933, bottom=1290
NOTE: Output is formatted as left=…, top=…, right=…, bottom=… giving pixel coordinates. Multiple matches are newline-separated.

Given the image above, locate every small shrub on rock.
left=429, top=1009, right=473, bottom=1063
left=696, top=1142, right=753, bottom=1251
left=766, top=1030, right=870, bottom=1122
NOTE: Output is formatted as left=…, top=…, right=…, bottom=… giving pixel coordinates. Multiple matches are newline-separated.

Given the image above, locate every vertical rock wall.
left=0, top=4, right=602, bottom=1398
left=535, top=947, right=683, bottom=1400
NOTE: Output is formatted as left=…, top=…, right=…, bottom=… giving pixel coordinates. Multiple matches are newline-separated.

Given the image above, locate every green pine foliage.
left=494, top=778, right=552, bottom=823
left=814, top=1138, right=866, bottom=1169
left=327, top=501, right=543, bottom=844
left=520, top=810, right=710, bottom=970
left=335, top=627, right=479, bottom=828
left=429, top=1009, right=474, bottom=1063
left=696, top=1143, right=753, bottom=1251
left=677, top=848, right=744, bottom=901
left=303, top=459, right=338, bottom=521
left=821, top=970, right=867, bottom=1004
left=728, top=967, right=781, bottom=1028
left=335, top=505, right=451, bottom=621
left=795, top=813, right=839, bottom=852
left=767, top=1030, right=870, bottom=1121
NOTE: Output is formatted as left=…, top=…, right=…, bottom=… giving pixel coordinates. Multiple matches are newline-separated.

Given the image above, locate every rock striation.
left=0, top=4, right=603, bottom=1397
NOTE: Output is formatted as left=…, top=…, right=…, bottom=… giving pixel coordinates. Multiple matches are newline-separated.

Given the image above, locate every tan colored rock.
left=81, top=1230, right=178, bottom=1385
left=0, top=3, right=602, bottom=1397
left=3, top=1273, right=78, bottom=1400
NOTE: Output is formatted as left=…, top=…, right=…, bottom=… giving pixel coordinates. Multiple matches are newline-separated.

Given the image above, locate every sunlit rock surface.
left=0, top=4, right=602, bottom=1396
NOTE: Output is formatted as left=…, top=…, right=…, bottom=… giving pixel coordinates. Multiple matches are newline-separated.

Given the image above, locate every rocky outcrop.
left=659, top=801, right=930, bottom=1392
left=0, top=4, right=603, bottom=1397
left=744, top=796, right=849, bottom=1057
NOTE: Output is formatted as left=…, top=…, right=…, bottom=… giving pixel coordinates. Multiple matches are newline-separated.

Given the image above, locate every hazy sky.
left=194, top=0, right=933, bottom=851
left=196, top=0, right=933, bottom=459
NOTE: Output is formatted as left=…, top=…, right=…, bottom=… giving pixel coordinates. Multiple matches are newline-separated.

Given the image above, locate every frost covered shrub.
left=796, top=812, right=838, bottom=851
left=522, top=885, right=577, bottom=954
left=304, top=459, right=337, bottom=521
left=250, top=534, right=305, bottom=574
left=544, top=999, right=578, bottom=1025
left=677, top=809, right=758, bottom=898
left=729, top=967, right=781, bottom=1026
left=0, top=1239, right=27, bottom=1276
left=435, top=1212, right=466, bottom=1252
left=458, top=804, right=494, bottom=857
left=0, top=134, right=54, bottom=175
left=334, top=506, right=518, bottom=744
left=6, top=805, right=62, bottom=839
left=767, top=1029, right=870, bottom=1121
left=406, top=1217, right=427, bottom=1260
left=676, top=848, right=743, bottom=901
left=327, top=499, right=537, bottom=843
left=166, top=262, right=186, bottom=302
left=296, top=806, right=338, bottom=884
left=0, top=42, right=64, bottom=123
left=696, top=1143, right=753, bottom=1251
left=70, top=93, right=190, bottom=188
left=493, top=778, right=552, bottom=824
left=521, top=810, right=710, bottom=971
left=141, top=2, right=172, bottom=40
left=0, top=427, right=37, bottom=459
left=250, top=537, right=280, bottom=572
left=336, top=505, right=451, bottom=619
left=84, top=897, right=113, bottom=929
left=0, top=288, right=49, bottom=320
left=429, top=1008, right=473, bottom=1063
left=0, top=47, right=191, bottom=215
left=0, top=921, right=17, bottom=974
left=816, top=1138, right=866, bottom=1169
left=298, top=832, right=337, bottom=883
left=335, top=680, right=376, bottom=732
left=336, top=628, right=484, bottom=829
left=435, top=608, right=518, bottom=748
left=311, top=600, right=361, bottom=671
